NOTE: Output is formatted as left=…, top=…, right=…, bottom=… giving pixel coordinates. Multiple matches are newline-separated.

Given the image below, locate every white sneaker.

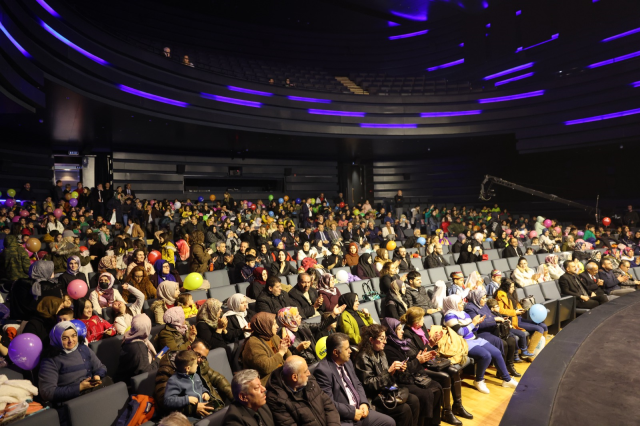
left=502, top=378, right=519, bottom=389
left=474, top=380, right=490, bottom=394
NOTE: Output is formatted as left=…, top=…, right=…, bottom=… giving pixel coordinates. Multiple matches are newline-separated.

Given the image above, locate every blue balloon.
left=70, top=319, right=87, bottom=338
left=268, top=211, right=274, bottom=217
left=529, top=304, right=547, bottom=324
left=278, top=198, right=284, bottom=204
left=417, top=237, right=426, bottom=245
left=295, top=198, right=301, bottom=204
left=198, top=196, right=204, bottom=202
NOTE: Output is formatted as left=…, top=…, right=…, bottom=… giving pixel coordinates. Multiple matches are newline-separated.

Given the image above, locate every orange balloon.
left=284, top=195, right=289, bottom=202
left=26, top=238, right=41, bottom=253
left=209, top=194, right=216, bottom=201
left=386, top=241, right=397, bottom=251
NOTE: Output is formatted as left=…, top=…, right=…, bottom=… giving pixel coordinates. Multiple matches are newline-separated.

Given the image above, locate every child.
left=525, top=247, right=534, bottom=255
left=178, top=293, right=198, bottom=318
left=240, top=255, right=257, bottom=283
left=157, top=232, right=177, bottom=266
left=57, top=308, right=74, bottom=323
left=164, top=350, right=211, bottom=417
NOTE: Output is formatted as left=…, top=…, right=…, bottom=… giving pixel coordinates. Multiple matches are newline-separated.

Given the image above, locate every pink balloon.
left=12, top=216, right=20, bottom=223
left=67, top=279, right=88, bottom=299
left=543, top=219, right=552, bottom=228
left=20, top=210, right=29, bottom=217
left=505, top=229, right=512, bottom=235
left=53, top=208, right=63, bottom=219
left=150, top=200, right=155, bottom=206
left=529, top=231, right=537, bottom=238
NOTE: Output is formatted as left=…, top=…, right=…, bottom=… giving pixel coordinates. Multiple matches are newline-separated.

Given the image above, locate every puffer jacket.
left=405, top=285, right=439, bottom=312
left=154, top=350, right=233, bottom=415
left=266, top=366, right=340, bottom=426
left=2, top=235, right=30, bottom=280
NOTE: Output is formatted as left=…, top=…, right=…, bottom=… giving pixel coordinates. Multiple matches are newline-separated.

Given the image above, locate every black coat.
left=222, top=402, right=275, bottom=426
left=114, top=341, right=159, bottom=383
left=255, top=290, right=299, bottom=315
left=502, top=246, right=524, bottom=259
left=195, top=321, right=230, bottom=356
left=270, top=261, right=296, bottom=277
left=225, top=309, right=255, bottom=342
left=287, top=286, right=320, bottom=319
left=558, top=273, right=588, bottom=298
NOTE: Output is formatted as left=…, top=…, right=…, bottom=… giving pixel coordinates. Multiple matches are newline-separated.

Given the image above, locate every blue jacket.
left=464, top=302, right=498, bottom=334
left=38, top=344, right=107, bottom=403
left=597, top=269, right=621, bottom=294
left=164, top=372, right=211, bottom=410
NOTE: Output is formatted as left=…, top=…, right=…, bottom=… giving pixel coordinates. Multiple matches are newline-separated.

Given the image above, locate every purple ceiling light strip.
left=631, top=81, right=640, bottom=88
left=0, top=21, right=30, bottom=57
left=227, top=86, right=272, bottom=96
left=201, top=93, right=261, bottom=107
left=427, top=58, right=464, bottom=71
left=35, top=0, right=61, bottom=18
left=516, top=10, right=522, bottom=16
left=587, top=50, right=640, bottom=68
left=494, top=72, right=534, bottom=86
left=516, top=34, right=559, bottom=53
left=308, top=109, right=365, bottom=117
left=390, top=11, right=427, bottom=21
left=603, top=27, right=640, bottom=42
left=287, top=96, right=331, bottom=104
left=478, top=90, right=544, bottom=103
left=388, top=21, right=400, bottom=27
left=483, top=62, right=534, bottom=80
left=420, top=110, right=481, bottom=117
left=389, top=29, right=429, bottom=40
left=360, top=123, right=417, bottom=128
left=41, top=22, right=108, bottom=65
left=565, top=107, right=640, bottom=125
left=119, top=85, right=188, bottom=107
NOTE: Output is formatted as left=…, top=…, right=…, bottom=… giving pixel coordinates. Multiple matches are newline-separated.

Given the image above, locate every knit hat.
left=490, top=269, right=502, bottom=277
left=62, top=230, right=75, bottom=238
left=450, top=271, right=464, bottom=280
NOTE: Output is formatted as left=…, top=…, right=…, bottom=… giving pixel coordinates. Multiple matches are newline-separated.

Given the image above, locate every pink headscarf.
left=163, top=307, right=188, bottom=335
left=123, top=314, right=157, bottom=362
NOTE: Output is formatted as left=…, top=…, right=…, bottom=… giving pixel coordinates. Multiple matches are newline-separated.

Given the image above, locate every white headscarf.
left=442, top=294, right=472, bottom=326
left=223, top=293, right=250, bottom=338
left=431, top=280, right=447, bottom=309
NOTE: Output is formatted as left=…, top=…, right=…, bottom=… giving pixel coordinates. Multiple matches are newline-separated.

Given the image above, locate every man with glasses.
left=154, top=339, right=233, bottom=417
left=288, top=273, right=322, bottom=319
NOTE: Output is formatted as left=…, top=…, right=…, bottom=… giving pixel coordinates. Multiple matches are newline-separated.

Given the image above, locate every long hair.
left=498, top=278, right=519, bottom=308
left=190, top=230, right=205, bottom=246
left=357, top=323, right=387, bottom=357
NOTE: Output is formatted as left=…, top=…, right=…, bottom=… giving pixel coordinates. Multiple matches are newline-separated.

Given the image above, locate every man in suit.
left=315, top=223, right=331, bottom=248
left=91, top=183, right=105, bottom=218
left=223, top=369, right=275, bottom=426
left=124, top=183, right=136, bottom=199
left=579, top=262, right=610, bottom=302
left=301, top=201, right=313, bottom=229
left=271, top=224, right=286, bottom=244
left=299, top=227, right=315, bottom=246
left=598, top=258, right=635, bottom=296
left=288, top=273, right=322, bottom=319
left=314, top=333, right=395, bottom=426
left=502, top=238, right=524, bottom=258
left=342, top=222, right=356, bottom=242
left=559, top=260, right=608, bottom=308
left=424, top=244, right=449, bottom=269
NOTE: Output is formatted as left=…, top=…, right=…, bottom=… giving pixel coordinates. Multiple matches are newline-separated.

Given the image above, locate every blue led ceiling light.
left=427, top=58, right=464, bottom=71
left=119, top=85, right=188, bottom=107
left=389, top=29, right=429, bottom=40
left=587, top=50, right=640, bottom=68
left=565, top=107, right=640, bottom=125
left=420, top=110, right=481, bottom=117
left=632, top=81, right=640, bottom=88
left=201, top=93, right=261, bottom=107
left=516, top=34, right=559, bottom=53
left=459, top=43, right=464, bottom=47
left=35, top=0, right=61, bottom=18
left=227, top=86, right=272, bottom=96
left=41, top=22, right=108, bottom=65
left=287, top=96, right=331, bottom=104
left=388, top=21, right=400, bottom=27
left=390, top=11, right=427, bottom=21
left=308, top=109, right=365, bottom=117
left=602, top=27, right=640, bottom=42
left=360, top=123, right=417, bottom=128
left=0, top=21, right=30, bottom=57
left=478, top=90, right=544, bottom=103
left=494, top=72, right=534, bottom=86
left=516, top=10, right=522, bottom=16
left=483, top=63, right=534, bottom=80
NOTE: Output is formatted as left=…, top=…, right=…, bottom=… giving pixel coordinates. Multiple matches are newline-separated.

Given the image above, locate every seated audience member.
left=152, top=259, right=183, bottom=287
left=74, top=297, right=117, bottom=342
left=189, top=231, right=213, bottom=274
left=24, top=296, right=64, bottom=350
left=502, top=238, right=525, bottom=258
left=405, top=271, right=441, bottom=314
left=127, top=249, right=155, bottom=276
left=616, top=260, right=640, bottom=289
left=317, top=273, right=342, bottom=312
left=265, top=355, right=340, bottom=424
left=336, top=293, right=374, bottom=345
left=373, top=248, right=389, bottom=272
left=113, top=284, right=145, bottom=334
left=400, top=307, right=473, bottom=424
left=447, top=271, right=471, bottom=297
left=270, top=250, right=297, bottom=276
left=123, top=266, right=157, bottom=301
left=3, top=235, right=30, bottom=281
left=404, top=229, right=422, bottom=248
left=379, top=261, right=401, bottom=295
left=495, top=279, right=546, bottom=357
left=157, top=307, right=196, bottom=351
left=155, top=339, right=232, bottom=416
left=443, top=295, right=518, bottom=393
left=164, top=350, right=214, bottom=418
left=344, top=242, right=360, bottom=268
left=383, top=279, right=409, bottom=320
left=561, top=260, right=609, bottom=308
left=393, top=247, right=416, bottom=274
left=241, top=312, right=292, bottom=386
left=57, top=256, right=88, bottom=288
left=29, top=259, right=66, bottom=300
left=195, top=299, right=229, bottom=352
left=381, top=222, right=396, bottom=242
left=314, top=332, right=395, bottom=426
left=247, top=267, right=269, bottom=300
left=545, top=255, right=565, bottom=280
left=354, top=324, right=421, bottom=426
left=39, top=321, right=109, bottom=412
left=451, top=234, right=465, bottom=254
left=355, top=253, right=379, bottom=279
left=114, top=314, right=161, bottom=383
left=456, top=239, right=482, bottom=264
left=573, top=241, right=591, bottom=263
left=511, top=257, right=542, bottom=287
left=90, top=272, right=125, bottom=311
left=178, top=293, right=198, bottom=318
left=256, top=277, right=298, bottom=314
left=222, top=369, right=275, bottom=426
left=598, top=258, right=636, bottom=295
left=223, top=293, right=255, bottom=341
left=287, top=273, right=322, bottom=318
left=486, top=269, right=502, bottom=296
left=425, top=244, right=449, bottom=269
left=151, top=280, right=182, bottom=324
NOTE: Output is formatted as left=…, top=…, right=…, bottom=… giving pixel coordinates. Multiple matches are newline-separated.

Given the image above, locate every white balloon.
left=336, top=270, right=349, bottom=283
left=174, top=201, right=182, bottom=210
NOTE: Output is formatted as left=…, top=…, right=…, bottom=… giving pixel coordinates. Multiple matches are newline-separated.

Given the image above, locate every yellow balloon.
left=183, top=272, right=203, bottom=290
left=386, top=241, right=397, bottom=251
left=315, top=336, right=328, bottom=360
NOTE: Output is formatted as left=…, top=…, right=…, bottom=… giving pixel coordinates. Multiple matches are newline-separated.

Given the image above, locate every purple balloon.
left=69, top=198, right=78, bottom=207
left=8, top=333, right=43, bottom=370
left=5, top=199, right=15, bottom=208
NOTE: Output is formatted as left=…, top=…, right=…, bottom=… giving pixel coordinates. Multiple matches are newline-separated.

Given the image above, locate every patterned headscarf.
left=66, top=255, right=81, bottom=275
left=163, top=306, right=188, bottom=335
left=157, top=280, right=180, bottom=306
left=50, top=321, right=79, bottom=354
left=383, top=317, right=410, bottom=352
left=318, top=273, right=337, bottom=296
left=223, top=294, right=250, bottom=338
left=29, top=260, right=55, bottom=298
left=98, top=255, right=117, bottom=271
left=123, top=314, right=156, bottom=362
left=97, top=272, right=116, bottom=307
left=196, top=298, right=222, bottom=329
left=276, top=306, right=300, bottom=344
left=442, top=294, right=468, bottom=322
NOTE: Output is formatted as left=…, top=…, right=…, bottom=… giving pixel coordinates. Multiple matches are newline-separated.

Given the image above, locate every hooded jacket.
left=2, top=235, right=30, bottom=280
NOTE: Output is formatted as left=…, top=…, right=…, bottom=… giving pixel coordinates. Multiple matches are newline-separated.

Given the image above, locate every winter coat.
left=241, top=335, right=291, bottom=386
left=336, top=311, right=374, bottom=345
left=189, top=243, right=211, bottom=274
left=2, top=235, right=30, bottom=280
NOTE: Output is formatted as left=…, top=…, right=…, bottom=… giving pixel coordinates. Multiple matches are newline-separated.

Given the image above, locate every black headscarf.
left=358, top=253, right=377, bottom=278
left=338, top=292, right=365, bottom=328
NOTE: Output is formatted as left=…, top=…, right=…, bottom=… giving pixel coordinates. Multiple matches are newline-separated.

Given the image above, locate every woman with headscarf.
left=39, top=321, right=109, bottom=409
left=23, top=296, right=64, bottom=350
left=442, top=294, right=518, bottom=393
left=355, top=253, right=379, bottom=279
left=195, top=299, right=228, bottom=352
left=30, top=260, right=66, bottom=300
left=122, top=266, right=157, bottom=301
left=537, top=264, right=552, bottom=282
left=223, top=294, right=255, bottom=341
left=89, top=272, right=125, bottom=312
left=270, top=250, right=296, bottom=277
left=112, top=283, right=145, bottom=335
left=511, top=257, right=542, bottom=287
left=151, top=259, right=183, bottom=287
left=256, top=243, right=273, bottom=270
left=205, top=223, right=225, bottom=249
left=57, top=255, right=88, bottom=288
left=573, top=241, right=590, bottom=262
left=321, top=243, right=344, bottom=270
left=344, top=242, right=360, bottom=268
left=464, top=288, right=520, bottom=379
left=126, top=249, right=155, bottom=276
left=51, top=232, right=90, bottom=275
left=74, top=296, right=117, bottom=343
left=150, top=280, right=182, bottom=324
left=336, top=292, right=374, bottom=345
left=383, top=279, right=409, bottom=320
left=317, top=273, right=341, bottom=311
left=431, top=280, right=447, bottom=310
left=494, top=231, right=509, bottom=250
left=246, top=267, right=268, bottom=300
left=451, top=234, right=466, bottom=254
left=545, top=255, right=565, bottom=280
left=157, top=306, right=196, bottom=351
left=114, top=314, right=160, bottom=383
left=241, top=312, right=292, bottom=386
left=456, top=240, right=482, bottom=265
left=297, top=240, right=319, bottom=262
left=374, top=247, right=389, bottom=272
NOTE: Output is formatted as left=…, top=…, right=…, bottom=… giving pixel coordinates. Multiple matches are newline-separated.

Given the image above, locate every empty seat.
left=88, top=335, right=123, bottom=377
left=476, top=261, right=494, bottom=276
left=485, top=250, right=499, bottom=261
left=427, top=268, right=447, bottom=283
left=430, top=311, right=443, bottom=326
left=539, top=281, right=575, bottom=324
left=423, top=315, right=435, bottom=329
left=335, top=283, right=351, bottom=296
left=525, top=255, right=539, bottom=267
left=236, top=282, right=250, bottom=295
left=460, top=263, right=478, bottom=277
left=443, top=254, right=454, bottom=265
left=12, top=406, right=60, bottom=426
left=209, top=286, right=238, bottom=302
left=207, top=347, right=234, bottom=383
left=360, top=301, right=380, bottom=324
left=350, top=280, right=369, bottom=297
left=483, top=241, right=492, bottom=249
left=190, top=289, right=208, bottom=302
left=410, top=258, right=423, bottom=271
left=204, top=271, right=231, bottom=287
left=507, top=258, right=520, bottom=270
left=452, top=253, right=460, bottom=262
left=492, top=259, right=509, bottom=271
left=64, top=381, right=129, bottom=426
left=287, top=274, right=299, bottom=285
left=537, top=254, right=549, bottom=265
left=370, top=277, right=381, bottom=293
left=130, top=370, right=157, bottom=397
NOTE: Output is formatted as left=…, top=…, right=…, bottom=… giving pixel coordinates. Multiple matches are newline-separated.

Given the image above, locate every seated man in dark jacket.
left=502, top=238, right=525, bottom=258
left=598, top=258, right=635, bottom=296
left=424, top=244, right=449, bottom=269
left=266, top=356, right=340, bottom=426
left=578, top=262, right=610, bottom=302
left=559, top=260, right=608, bottom=309
left=256, top=277, right=300, bottom=315
left=392, top=247, right=415, bottom=274
left=404, top=271, right=440, bottom=314
left=223, top=369, right=275, bottom=426
left=287, top=273, right=323, bottom=319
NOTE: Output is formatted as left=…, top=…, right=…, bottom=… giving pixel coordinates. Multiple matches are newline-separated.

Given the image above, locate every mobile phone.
left=89, top=378, right=102, bottom=385
left=403, top=357, right=410, bottom=363
left=386, top=385, right=398, bottom=391
left=157, top=346, right=170, bottom=358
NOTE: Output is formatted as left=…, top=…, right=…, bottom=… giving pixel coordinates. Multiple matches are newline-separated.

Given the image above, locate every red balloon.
left=148, top=250, right=161, bottom=264
left=339, top=202, right=345, bottom=208
left=79, top=246, right=88, bottom=252
left=251, top=205, right=257, bottom=210
left=37, top=251, right=47, bottom=260
left=602, top=217, right=611, bottom=226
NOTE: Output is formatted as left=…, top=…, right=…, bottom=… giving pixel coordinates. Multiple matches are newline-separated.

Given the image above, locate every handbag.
left=413, top=375, right=433, bottom=389
left=493, top=319, right=511, bottom=339
left=425, top=357, right=452, bottom=371
left=519, top=295, right=536, bottom=310
left=374, top=386, right=410, bottom=410
left=362, top=281, right=381, bottom=302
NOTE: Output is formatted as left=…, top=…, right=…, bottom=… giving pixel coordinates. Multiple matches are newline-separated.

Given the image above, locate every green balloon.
left=7, top=189, right=15, bottom=197
left=268, top=195, right=274, bottom=201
